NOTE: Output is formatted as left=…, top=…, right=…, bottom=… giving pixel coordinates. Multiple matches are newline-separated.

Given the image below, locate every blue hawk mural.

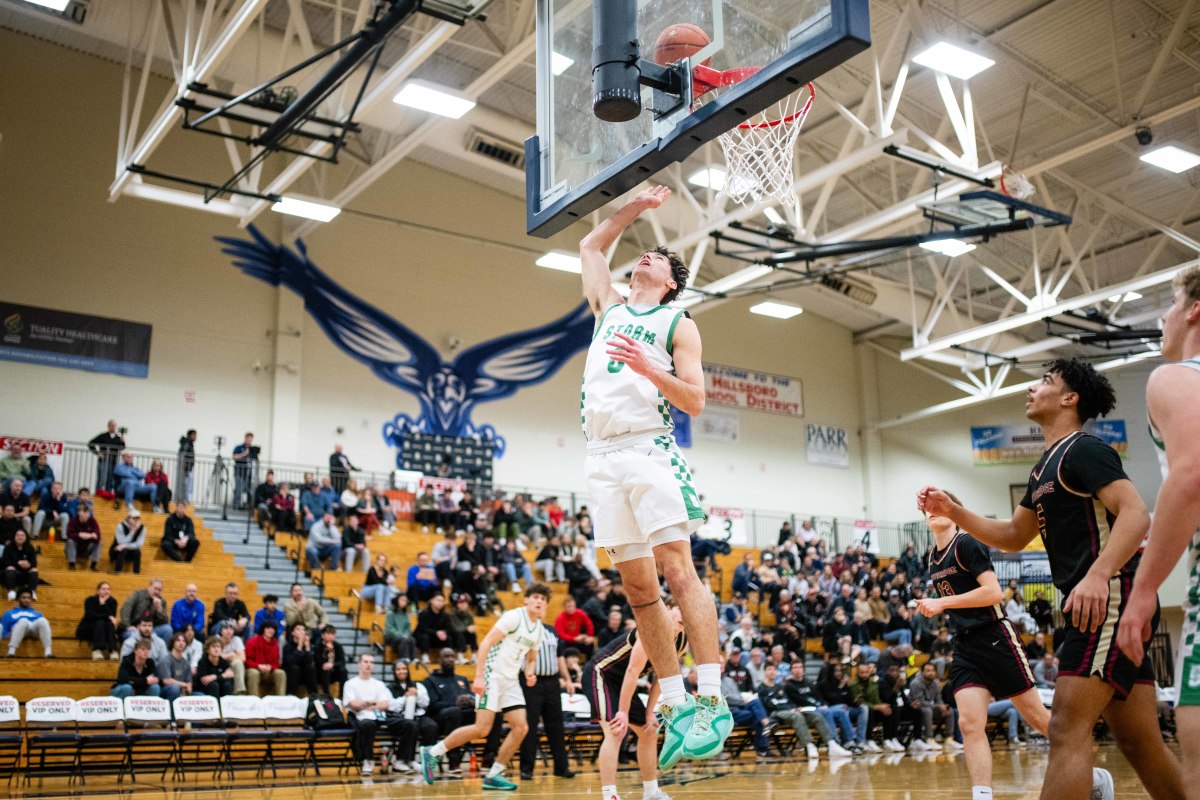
left=217, top=225, right=593, bottom=460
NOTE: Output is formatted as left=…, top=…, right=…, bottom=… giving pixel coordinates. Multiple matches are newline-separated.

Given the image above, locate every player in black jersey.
left=584, top=606, right=687, bottom=800
left=920, top=358, right=1183, bottom=800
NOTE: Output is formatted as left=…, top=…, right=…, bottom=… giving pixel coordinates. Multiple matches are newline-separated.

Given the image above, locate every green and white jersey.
left=581, top=303, right=688, bottom=443
left=483, top=607, right=542, bottom=680
left=1149, top=358, right=1200, bottom=477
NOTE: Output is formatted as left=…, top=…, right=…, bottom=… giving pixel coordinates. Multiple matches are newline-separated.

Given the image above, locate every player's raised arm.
left=579, top=186, right=671, bottom=315
left=917, top=486, right=1040, bottom=552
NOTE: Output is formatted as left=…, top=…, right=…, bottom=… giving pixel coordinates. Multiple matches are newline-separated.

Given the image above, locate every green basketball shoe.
left=657, top=694, right=696, bottom=771
left=681, top=695, right=734, bottom=760
left=483, top=774, right=519, bottom=791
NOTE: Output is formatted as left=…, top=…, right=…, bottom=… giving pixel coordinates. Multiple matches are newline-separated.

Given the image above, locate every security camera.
left=1135, top=126, right=1153, bottom=146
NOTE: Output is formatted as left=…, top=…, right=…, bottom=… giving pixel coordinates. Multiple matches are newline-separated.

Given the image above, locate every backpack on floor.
left=305, top=694, right=347, bottom=730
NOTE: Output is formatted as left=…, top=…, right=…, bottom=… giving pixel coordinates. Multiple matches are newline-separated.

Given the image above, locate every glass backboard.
left=526, top=0, right=870, bottom=237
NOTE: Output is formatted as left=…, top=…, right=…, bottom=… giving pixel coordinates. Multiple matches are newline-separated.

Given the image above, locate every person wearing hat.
left=109, top=508, right=146, bottom=574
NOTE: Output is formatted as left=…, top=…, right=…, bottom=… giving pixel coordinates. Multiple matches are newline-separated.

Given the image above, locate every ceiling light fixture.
left=749, top=301, right=803, bottom=319
left=1108, top=291, right=1143, bottom=303
left=272, top=196, right=342, bottom=222
left=919, top=238, right=976, bottom=257
left=21, top=0, right=70, bottom=10
left=1139, top=145, right=1200, bottom=174
left=912, top=41, right=995, bottom=81
left=536, top=252, right=582, bottom=273
left=688, top=167, right=726, bottom=190
left=393, top=80, right=476, bottom=119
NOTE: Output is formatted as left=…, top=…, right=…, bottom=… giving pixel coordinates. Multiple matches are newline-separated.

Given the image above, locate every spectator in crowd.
left=384, top=594, right=417, bottom=662
left=448, top=594, right=478, bottom=661
left=1, top=482, right=31, bottom=537
left=883, top=604, right=915, bottom=648
left=866, top=585, right=890, bottom=640
left=722, top=592, right=750, bottom=638
left=284, top=583, right=329, bottom=631
left=415, top=593, right=454, bottom=661
left=78, top=580, right=119, bottom=659
left=1006, top=592, right=1038, bottom=635
left=761, top=662, right=838, bottom=759
left=906, top=662, right=958, bottom=752
left=431, top=532, right=457, bottom=585
left=720, top=669, right=772, bottom=757
left=253, top=471, right=279, bottom=529
left=845, top=610, right=879, bottom=664
left=300, top=483, right=330, bottom=529
left=208, top=582, right=250, bottom=637
left=928, top=627, right=953, bottom=678
left=535, top=534, right=564, bottom=583
left=217, top=620, right=247, bottom=693
left=987, top=699, right=1027, bottom=747
left=231, top=433, right=256, bottom=511
left=171, top=583, right=206, bottom=635
left=727, top=616, right=759, bottom=659
left=283, top=622, right=318, bottom=696
left=0, top=444, right=29, bottom=490
left=756, top=554, right=785, bottom=610
left=415, top=487, right=438, bottom=532
left=318, top=477, right=341, bottom=518
left=818, top=660, right=868, bottom=753
left=877, top=662, right=907, bottom=750
left=3, top=589, right=52, bottom=657
left=244, top=619, right=287, bottom=696
left=554, top=596, right=595, bottom=659
left=732, top=553, right=758, bottom=597
left=176, top=429, right=196, bottom=506
left=158, top=632, right=193, bottom=701
left=430, top=492, right=454, bottom=533
left=406, top=552, right=441, bottom=604
left=315, top=624, right=347, bottom=696
left=121, top=615, right=170, bottom=662
left=745, top=648, right=768, bottom=687
left=596, top=609, right=625, bottom=650
left=343, top=652, right=407, bottom=776
left=120, top=577, right=173, bottom=642
left=1002, top=578, right=1020, bottom=604
left=455, top=490, right=478, bottom=531
left=1034, top=652, right=1058, bottom=688
left=897, top=543, right=924, bottom=581
left=1028, top=590, right=1055, bottom=633
left=109, top=508, right=146, bottom=574
left=112, top=638, right=161, bottom=699
left=875, top=643, right=913, bottom=678
left=422, top=647, right=476, bottom=772
left=500, top=539, right=534, bottom=591
left=306, top=511, right=342, bottom=573
left=341, top=512, right=370, bottom=573
left=162, top=503, right=199, bottom=562
left=181, top=625, right=203, bottom=669
left=22, top=455, right=54, bottom=500
left=89, top=420, right=125, bottom=495
left=268, top=483, right=297, bottom=534
left=31, top=481, right=69, bottom=542
left=144, top=459, right=172, bottom=512
left=66, top=487, right=93, bottom=519
left=850, top=661, right=901, bottom=751
left=361, top=554, right=398, bottom=615
left=113, top=452, right=156, bottom=511
left=65, top=504, right=102, bottom=572
left=1025, top=630, right=1048, bottom=662
left=329, top=445, right=359, bottom=494
left=193, top=635, right=235, bottom=697
left=254, top=594, right=286, bottom=635
left=2, top=529, right=38, bottom=600
left=389, top=660, right=438, bottom=774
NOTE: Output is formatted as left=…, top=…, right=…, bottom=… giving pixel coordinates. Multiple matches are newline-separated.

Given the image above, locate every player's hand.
left=1063, top=572, right=1109, bottom=633
left=634, top=185, right=671, bottom=210
left=609, top=710, right=629, bottom=739
left=916, top=486, right=953, bottom=516
left=916, top=598, right=943, bottom=618
left=1116, top=586, right=1156, bottom=666
left=525, top=670, right=536, bottom=688
left=606, top=332, right=655, bottom=377
left=472, top=676, right=486, bottom=695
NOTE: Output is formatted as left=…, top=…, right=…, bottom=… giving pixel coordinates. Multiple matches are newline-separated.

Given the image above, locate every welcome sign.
left=703, top=363, right=803, bottom=417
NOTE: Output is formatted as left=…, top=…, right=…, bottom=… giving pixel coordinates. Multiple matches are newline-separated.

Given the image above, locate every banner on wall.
left=703, top=363, right=803, bottom=417
left=696, top=408, right=740, bottom=443
left=806, top=423, right=850, bottom=468
left=971, top=420, right=1128, bottom=464
left=0, top=301, right=152, bottom=378
left=852, top=519, right=880, bottom=553
left=707, top=506, right=748, bottom=544
left=0, top=435, right=64, bottom=482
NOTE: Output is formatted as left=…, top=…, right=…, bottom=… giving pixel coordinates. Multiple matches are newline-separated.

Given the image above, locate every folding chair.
left=306, top=698, right=356, bottom=776
left=0, top=696, right=22, bottom=786
left=74, top=696, right=130, bottom=783
left=124, top=696, right=177, bottom=782
left=262, top=695, right=314, bottom=776
left=23, top=697, right=79, bottom=785
left=172, top=695, right=226, bottom=781
left=220, top=695, right=275, bottom=778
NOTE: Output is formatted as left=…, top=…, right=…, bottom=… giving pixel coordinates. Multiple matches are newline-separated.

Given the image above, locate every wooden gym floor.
left=5, top=743, right=1158, bottom=800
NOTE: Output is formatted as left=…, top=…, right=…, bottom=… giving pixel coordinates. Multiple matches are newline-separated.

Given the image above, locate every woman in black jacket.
left=193, top=636, right=235, bottom=697
left=76, top=580, right=119, bottom=659
left=282, top=622, right=319, bottom=695
left=2, top=529, right=38, bottom=597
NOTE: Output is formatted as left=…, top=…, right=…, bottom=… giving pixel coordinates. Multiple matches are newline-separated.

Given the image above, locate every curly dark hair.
left=651, top=246, right=689, bottom=303
left=1044, top=358, right=1116, bottom=422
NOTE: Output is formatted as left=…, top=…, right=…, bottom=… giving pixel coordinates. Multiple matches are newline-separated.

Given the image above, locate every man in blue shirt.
left=300, top=483, right=330, bottom=529
left=113, top=453, right=156, bottom=511
left=406, top=552, right=441, bottom=603
left=231, top=432, right=256, bottom=511
left=66, top=487, right=94, bottom=519
left=171, top=583, right=206, bottom=634
left=253, top=594, right=286, bottom=635
left=2, top=590, right=52, bottom=657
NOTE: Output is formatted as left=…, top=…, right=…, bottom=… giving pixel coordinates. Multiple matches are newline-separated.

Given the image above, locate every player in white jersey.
left=579, top=185, right=732, bottom=769
left=1120, top=264, right=1200, bottom=793
left=420, top=583, right=550, bottom=790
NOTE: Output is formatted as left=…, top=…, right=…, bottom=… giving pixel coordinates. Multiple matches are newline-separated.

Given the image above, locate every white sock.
left=659, top=674, right=686, bottom=706
left=602, top=784, right=619, bottom=800
left=487, top=763, right=505, bottom=778
left=972, top=787, right=993, bottom=800
left=429, top=741, right=447, bottom=757
left=695, top=663, right=721, bottom=697
left=643, top=779, right=659, bottom=798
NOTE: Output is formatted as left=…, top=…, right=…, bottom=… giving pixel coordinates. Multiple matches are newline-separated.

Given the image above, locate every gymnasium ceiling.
left=3, top=0, right=1200, bottom=425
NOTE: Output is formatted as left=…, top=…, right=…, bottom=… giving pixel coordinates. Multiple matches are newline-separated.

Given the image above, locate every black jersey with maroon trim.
left=1019, top=431, right=1137, bottom=602
left=588, top=627, right=688, bottom=679
left=927, top=532, right=1003, bottom=633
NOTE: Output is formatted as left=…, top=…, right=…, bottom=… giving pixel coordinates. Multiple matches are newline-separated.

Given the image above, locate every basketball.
left=652, top=23, right=712, bottom=67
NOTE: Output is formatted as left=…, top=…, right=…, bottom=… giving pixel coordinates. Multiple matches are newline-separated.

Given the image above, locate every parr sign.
left=703, top=364, right=803, bottom=417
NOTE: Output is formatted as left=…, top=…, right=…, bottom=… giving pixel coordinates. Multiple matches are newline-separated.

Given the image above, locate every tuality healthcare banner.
left=0, top=301, right=152, bottom=378
left=971, top=419, right=1128, bottom=464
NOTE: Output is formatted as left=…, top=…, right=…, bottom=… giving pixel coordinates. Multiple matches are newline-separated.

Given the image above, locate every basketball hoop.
left=693, top=66, right=815, bottom=213
left=999, top=164, right=1035, bottom=201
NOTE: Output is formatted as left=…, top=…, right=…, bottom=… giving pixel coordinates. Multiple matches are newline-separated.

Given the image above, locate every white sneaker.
left=828, top=741, right=853, bottom=758
left=908, top=739, right=928, bottom=752
left=1009, top=737, right=1026, bottom=748
left=392, top=758, right=412, bottom=773
left=436, top=527, right=444, bottom=534
left=925, top=738, right=942, bottom=751
left=6, top=591, right=13, bottom=601
left=409, top=760, right=423, bottom=772
left=646, top=791, right=673, bottom=800
left=422, top=526, right=430, bottom=533
left=945, top=739, right=963, bottom=751
left=362, top=759, right=374, bottom=776
left=31, top=591, right=36, bottom=601
left=805, top=743, right=819, bottom=759
left=1092, top=767, right=1115, bottom=800
left=884, top=739, right=905, bottom=752
left=864, top=740, right=882, bottom=752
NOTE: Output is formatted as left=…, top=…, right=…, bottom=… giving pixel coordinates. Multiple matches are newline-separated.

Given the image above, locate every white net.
left=715, top=83, right=814, bottom=212
left=1000, top=165, right=1035, bottom=201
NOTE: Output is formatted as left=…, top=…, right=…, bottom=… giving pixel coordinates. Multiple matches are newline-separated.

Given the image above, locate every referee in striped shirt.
left=519, top=623, right=577, bottom=780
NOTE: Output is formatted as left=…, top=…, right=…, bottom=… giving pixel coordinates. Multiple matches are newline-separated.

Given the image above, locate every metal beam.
left=1131, top=0, right=1197, bottom=119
